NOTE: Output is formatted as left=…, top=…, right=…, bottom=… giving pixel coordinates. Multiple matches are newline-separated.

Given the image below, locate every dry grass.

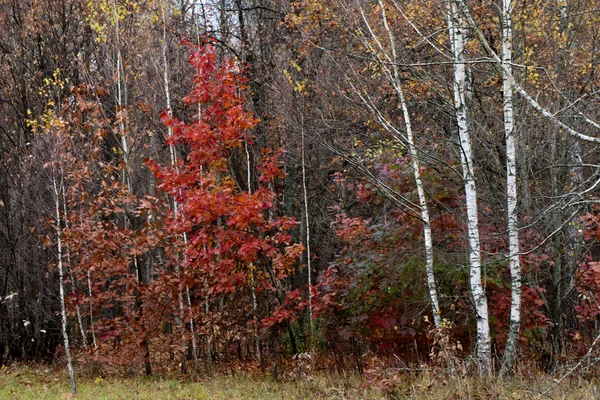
left=386, top=372, right=600, bottom=399
left=0, top=364, right=379, bottom=399
left=1, top=364, right=599, bottom=399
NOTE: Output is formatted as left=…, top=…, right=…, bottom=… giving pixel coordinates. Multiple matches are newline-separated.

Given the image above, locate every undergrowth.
left=1, top=363, right=600, bottom=399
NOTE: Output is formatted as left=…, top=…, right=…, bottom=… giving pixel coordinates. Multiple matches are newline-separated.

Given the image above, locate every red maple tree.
left=150, top=43, right=304, bottom=354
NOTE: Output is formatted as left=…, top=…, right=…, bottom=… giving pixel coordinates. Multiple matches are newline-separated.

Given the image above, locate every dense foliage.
left=1, top=0, right=600, bottom=383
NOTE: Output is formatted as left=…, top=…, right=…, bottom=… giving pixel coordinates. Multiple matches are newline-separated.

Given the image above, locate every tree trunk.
left=500, top=0, right=522, bottom=377
left=300, top=110, right=315, bottom=348
left=60, top=180, right=88, bottom=352
left=161, top=2, right=198, bottom=371
left=356, top=0, right=442, bottom=328
left=245, top=136, right=262, bottom=364
left=447, top=0, right=492, bottom=375
left=87, top=270, right=97, bottom=350
left=52, top=174, right=76, bottom=393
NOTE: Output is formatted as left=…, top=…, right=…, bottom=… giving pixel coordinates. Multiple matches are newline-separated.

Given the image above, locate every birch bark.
left=446, top=0, right=492, bottom=375
left=300, top=110, right=314, bottom=346
left=112, top=0, right=131, bottom=190
left=355, top=0, right=441, bottom=328
left=244, top=136, right=262, bottom=363
left=52, top=173, right=77, bottom=393
left=60, top=180, right=88, bottom=352
left=499, top=0, right=521, bottom=377
left=87, top=269, right=97, bottom=349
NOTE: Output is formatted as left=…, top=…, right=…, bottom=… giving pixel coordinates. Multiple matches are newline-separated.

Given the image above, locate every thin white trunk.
left=176, top=290, right=187, bottom=371
left=245, top=137, right=261, bottom=363
left=87, top=270, right=97, bottom=349
left=250, top=284, right=260, bottom=362
left=111, top=0, right=142, bottom=289
left=205, top=299, right=212, bottom=373
left=358, top=1, right=441, bottom=327
left=378, top=0, right=441, bottom=328
left=300, top=112, right=314, bottom=346
left=60, top=180, right=88, bottom=351
left=52, top=174, right=77, bottom=393
left=162, top=2, right=198, bottom=370
left=133, top=254, right=140, bottom=283
left=447, top=0, right=492, bottom=375
left=75, top=306, right=87, bottom=350
left=500, top=0, right=521, bottom=377
left=113, top=0, right=130, bottom=188
left=185, top=282, right=199, bottom=369
left=399, top=86, right=441, bottom=328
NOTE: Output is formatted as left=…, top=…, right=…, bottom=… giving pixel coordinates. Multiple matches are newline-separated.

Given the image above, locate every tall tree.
left=151, top=43, right=303, bottom=360
left=499, top=0, right=521, bottom=377
left=447, top=0, right=491, bottom=375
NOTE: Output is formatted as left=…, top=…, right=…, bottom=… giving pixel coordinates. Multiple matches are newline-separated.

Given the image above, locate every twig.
left=543, top=330, right=600, bottom=396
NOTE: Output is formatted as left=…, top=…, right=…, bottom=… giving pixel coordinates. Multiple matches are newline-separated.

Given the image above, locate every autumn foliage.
left=149, top=43, right=305, bottom=353
left=38, top=44, right=308, bottom=371
left=5, top=0, right=600, bottom=387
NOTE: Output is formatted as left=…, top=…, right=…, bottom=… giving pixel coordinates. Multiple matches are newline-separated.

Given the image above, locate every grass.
left=0, top=365, right=380, bottom=399
left=2, top=364, right=600, bottom=399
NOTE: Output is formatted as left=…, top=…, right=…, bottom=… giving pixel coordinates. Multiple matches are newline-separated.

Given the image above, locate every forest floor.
left=1, top=364, right=600, bottom=399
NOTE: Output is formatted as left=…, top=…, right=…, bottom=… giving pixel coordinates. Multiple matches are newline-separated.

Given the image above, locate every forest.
left=1, top=0, right=600, bottom=396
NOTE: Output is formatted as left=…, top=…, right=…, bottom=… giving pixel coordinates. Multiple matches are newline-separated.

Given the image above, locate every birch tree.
left=455, top=0, right=600, bottom=143
left=50, top=164, right=77, bottom=393
left=300, top=109, right=315, bottom=346
left=161, top=0, right=199, bottom=372
left=446, top=0, right=492, bottom=375
left=328, top=0, right=443, bottom=328
left=112, top=0, right=131, bottom=190
left=60, top=180, right=89, bottom=352
left=454, top=0, right=600, bottom=371
left=499, top=0, right=521, bottom=377
left=375, top=0, right=441, bottom=328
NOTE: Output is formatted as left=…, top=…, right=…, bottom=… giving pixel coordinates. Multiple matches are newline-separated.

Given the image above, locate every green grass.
left=2, top=365, right=600, bottom=399
left=0, top=365, right=380, bottom=399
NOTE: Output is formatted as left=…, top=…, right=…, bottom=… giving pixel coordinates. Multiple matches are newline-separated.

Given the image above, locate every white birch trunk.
left=52, top=174, right=77, bottom=393
left=75, top=304, right=87, bottom=351
left=111, top=2, right=144, bottom=299
left=112, top=0, right=131, bottom=189
left=161, top=2, right=198, bottom=370
left=300, top=112, right=315, bottom=346
left=205, top=299, right=212, bottom=373
left=245, top=137, right=261, bottom=363
left=87, top=270, right=97, bottom=349
left=60, top=180, right=88, bottom=351
left=400, top=87, right=441, bottom=328
left=447, top=0, right=492, bottom=375
left=500, top=0, right=521, bottom=377
left=185, top=282, right=199, bottom=369
left=358, top=0, right=442, bottom=328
